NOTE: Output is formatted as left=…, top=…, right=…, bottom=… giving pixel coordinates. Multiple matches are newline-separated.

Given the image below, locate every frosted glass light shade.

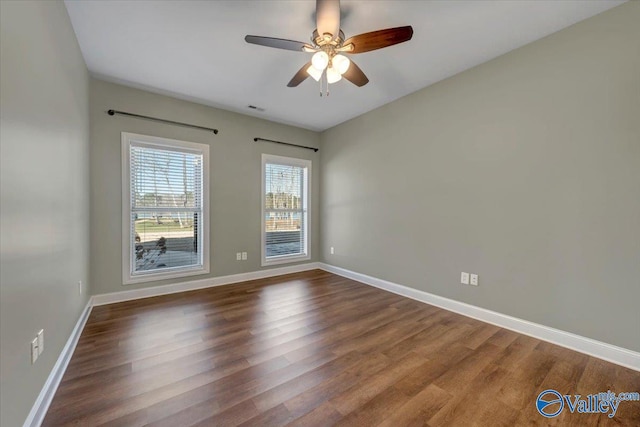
left=306, top=65, right=322, bottom=82
left=311, top=51, right=329, bottom=70
left=326, top=67, right=342, bottom=84
left=332, top=54, right=350, bottom=75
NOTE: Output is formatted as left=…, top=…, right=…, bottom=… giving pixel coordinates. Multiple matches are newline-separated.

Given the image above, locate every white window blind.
left=123, top=133, right=209, bottom=284
left=262, top=155, right=310, bottom=265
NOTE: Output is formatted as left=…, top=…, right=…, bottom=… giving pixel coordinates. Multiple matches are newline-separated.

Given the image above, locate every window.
left=262, top=154, right=311, bottom=266
left=122, top=132, right=209, bottom=284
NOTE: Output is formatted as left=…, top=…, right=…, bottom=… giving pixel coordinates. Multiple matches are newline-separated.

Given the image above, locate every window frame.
left=261, top=154, right=311, bottom=267
left=121, top=132, right=210, bottom=285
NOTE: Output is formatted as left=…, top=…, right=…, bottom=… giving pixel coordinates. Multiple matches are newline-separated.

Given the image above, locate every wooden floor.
left=44, top=270, right=639, bottom=426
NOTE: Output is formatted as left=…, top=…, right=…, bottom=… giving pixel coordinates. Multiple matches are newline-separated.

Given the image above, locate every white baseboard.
left=318, top=263, right=640, bottom=372
left=23, top=299, right=93, bottom=427
left=92, top=262, right=321, bottom=306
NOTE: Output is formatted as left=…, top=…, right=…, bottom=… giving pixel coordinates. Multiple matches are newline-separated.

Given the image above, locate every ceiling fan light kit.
left=311, top=51, right=330, bottom=71
left=306, top=65, right=323, bottom=82
left=245, top=0, right=413, bottom=96
left=332, top=55, right=350, bottom=74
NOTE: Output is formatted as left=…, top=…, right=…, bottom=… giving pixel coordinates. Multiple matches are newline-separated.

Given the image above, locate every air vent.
left=247, top=105, right=265, bottom=112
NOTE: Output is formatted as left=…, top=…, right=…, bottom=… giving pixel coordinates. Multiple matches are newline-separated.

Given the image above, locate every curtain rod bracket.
left=254, top=137, right=318, bottom=152
left=107, top=109, right=218, bottom=134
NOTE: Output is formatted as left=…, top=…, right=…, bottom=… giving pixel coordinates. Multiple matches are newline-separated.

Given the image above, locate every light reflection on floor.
left=250, top=280, right=324, bottom=373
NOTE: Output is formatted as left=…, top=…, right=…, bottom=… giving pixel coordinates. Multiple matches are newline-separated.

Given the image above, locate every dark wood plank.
left=41, top=270, right=640, bottom=426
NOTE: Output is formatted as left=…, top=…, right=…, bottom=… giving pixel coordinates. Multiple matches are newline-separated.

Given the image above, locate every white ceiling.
left=64, top=0, right=623, bottom=131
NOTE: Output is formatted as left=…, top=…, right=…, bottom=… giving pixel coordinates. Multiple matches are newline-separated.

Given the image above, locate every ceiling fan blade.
left=287, top=61, right=313, bottom=87
left=245, top=35, right=313, bottom=52
left=343, top=26, right=413, bottom=54
left=342, top=60, right=369, bottom=87
left=316, top=0, right=340, bottom=40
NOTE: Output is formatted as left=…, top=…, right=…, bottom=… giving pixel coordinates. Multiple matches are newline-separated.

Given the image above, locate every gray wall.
left=0, top=1, right=91, bottom=426
left=1, top=3, right=637, bottom=426
left=320, top=3, right=640, bottom=352
left=90, top=79, right=320, bottom=295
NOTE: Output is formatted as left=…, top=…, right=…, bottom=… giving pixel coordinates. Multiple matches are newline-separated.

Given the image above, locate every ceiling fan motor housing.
left=312, top=29, right=346, bottom=48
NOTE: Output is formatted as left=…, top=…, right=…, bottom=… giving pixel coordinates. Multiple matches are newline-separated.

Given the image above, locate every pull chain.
left=318, top=69, right=331, bottom=97
left=326, top=59, right=332, bottom=96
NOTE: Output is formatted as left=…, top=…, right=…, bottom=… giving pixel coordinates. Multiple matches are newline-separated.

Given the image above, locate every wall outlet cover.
left=37, top=329, right=44, bottom=355
left=461, top=272, right=470, bottom=285
left=470, top=274, right=479, bottom=286
left=31, top=338, right=39, bottom=364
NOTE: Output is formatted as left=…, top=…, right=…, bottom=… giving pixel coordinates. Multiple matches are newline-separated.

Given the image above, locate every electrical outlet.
left=31, top=338, right=39, bottom=364
left=461, top=272, right=470, bottom=285
left=37, top=329, right=44, bottom=355
left=78, top=280, right=82, bottom=295
left=470, top=274, right=479, bottom=286
left=241, top=252, right=247, bottom=261
left=236, top=252, right=241, bottom=261
left=330, top=247, right=334, bottom=255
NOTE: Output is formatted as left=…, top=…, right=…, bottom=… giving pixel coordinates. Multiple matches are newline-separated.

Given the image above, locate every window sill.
left=261, top=254, right=311, bottom=267
left=123, top=265, right=209, bottom=285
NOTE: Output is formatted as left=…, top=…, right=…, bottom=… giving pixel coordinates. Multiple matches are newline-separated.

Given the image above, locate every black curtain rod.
left=107, top=109, right=218, bottom=134
left=254, top=137, right=318, bottom=152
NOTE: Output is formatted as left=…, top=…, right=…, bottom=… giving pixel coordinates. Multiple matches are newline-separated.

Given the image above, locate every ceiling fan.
left=245, top=0, right=413, bottom=95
